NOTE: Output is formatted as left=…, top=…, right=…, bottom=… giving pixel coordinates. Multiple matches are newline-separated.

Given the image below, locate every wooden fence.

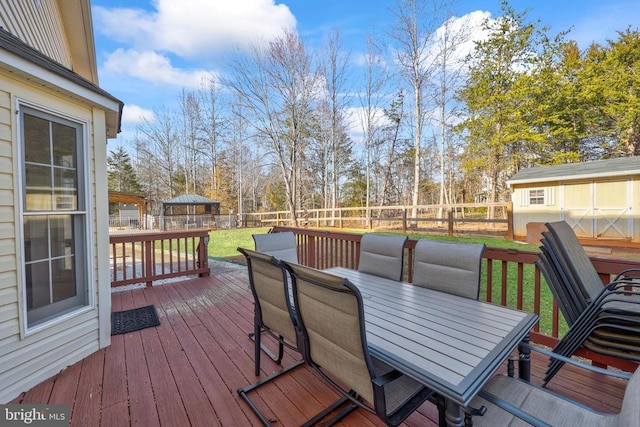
left=271, top=226, right=639, bottom=373
left=240, top=202, right=513, bottom=238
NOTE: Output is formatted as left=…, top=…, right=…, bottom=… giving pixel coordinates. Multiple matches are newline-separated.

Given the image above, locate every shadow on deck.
left=12, top=264, right=627, bottom=426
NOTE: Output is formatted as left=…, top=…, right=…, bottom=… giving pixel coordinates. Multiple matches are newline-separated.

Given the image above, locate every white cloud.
left=122, top=104, right=155, bottom=125
left=104, top=49, right=213, bottom=87
left=93, top=0, right=296, bottom=58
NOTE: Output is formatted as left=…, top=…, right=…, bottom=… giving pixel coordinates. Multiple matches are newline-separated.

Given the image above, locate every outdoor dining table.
left=324, top=266, right=539, bottom=427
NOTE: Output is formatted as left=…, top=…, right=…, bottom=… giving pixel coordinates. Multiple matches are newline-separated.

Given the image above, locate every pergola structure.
left=108, top=191, right=151, bottom=229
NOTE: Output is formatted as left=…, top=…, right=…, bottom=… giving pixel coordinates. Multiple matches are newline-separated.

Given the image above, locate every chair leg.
left=237, top=359, right=305, bottom=426
left=301, top=393, right=359, bottom=427
left=248, top=329, right=284, bottom=370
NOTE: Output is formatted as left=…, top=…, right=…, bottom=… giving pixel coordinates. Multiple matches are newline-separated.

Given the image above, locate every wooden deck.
left=12, top=266, right=629, bottom=426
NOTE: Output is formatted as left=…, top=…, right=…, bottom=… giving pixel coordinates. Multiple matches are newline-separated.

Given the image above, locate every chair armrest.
left=606, top=276, right=640, bottom=291
left=613, top=268, right=640, bottom=281
left=371, top=369, right=403, bottom=387
left=476, top=389, right=553, bottom=427
left=521, top=342, right=632, bottom=380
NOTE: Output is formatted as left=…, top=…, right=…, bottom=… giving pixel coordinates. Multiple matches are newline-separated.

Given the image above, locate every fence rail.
left=271, top=226, right=639, bottom=373
left=241, top=202, right=512, bottom=237
left=109, top=229, right=210, bottom=287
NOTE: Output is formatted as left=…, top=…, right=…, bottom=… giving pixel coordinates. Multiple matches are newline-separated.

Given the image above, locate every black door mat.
left=111, top=305, right=160, bottom=335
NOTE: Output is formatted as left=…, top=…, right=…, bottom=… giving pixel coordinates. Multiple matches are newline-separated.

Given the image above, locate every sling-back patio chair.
left=283, top=261, right=433, bottom=426
left=412, top=239, right=486, bottom=299
left=253, top=231, right=298, bottom=263
left=536, top=221, right=640, bottom=384
left=539, top=228, right=640, bottom=384
left=236, top=248, right=304, bottom=426
left=358, top=233, right=408, bottom=281
left=537, top=248, right=582, bottom=326
left=251, top=231, right=299, bottom=342
left=469, top=343, right=638, bottom=426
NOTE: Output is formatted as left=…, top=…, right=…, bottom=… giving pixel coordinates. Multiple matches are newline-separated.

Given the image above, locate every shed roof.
left=507, top=157, right=640, bottom=186
left=163, top=194, right=219, bottom=205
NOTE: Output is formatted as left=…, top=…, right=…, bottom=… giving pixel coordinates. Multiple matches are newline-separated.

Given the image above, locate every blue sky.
left=91, top=0, right=640, bottom=146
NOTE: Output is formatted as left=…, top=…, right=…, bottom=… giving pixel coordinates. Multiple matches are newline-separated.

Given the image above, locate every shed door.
left=561, top=182, right=594, bottom=238
left=561, top=180, right=632, bottom=240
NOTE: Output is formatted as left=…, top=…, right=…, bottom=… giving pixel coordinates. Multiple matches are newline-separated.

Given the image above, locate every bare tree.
left=432, top=13, right=471, bottom=217
left=136, top=106, right=180, bottom=202
left=225, top=29, right=318, bottom=224
left=178, top=89, right=205, bottom=198
left=319, top=28, right=352, bottom=224
left=199, top=78, right=227, bottom=201
left=389, top=0, right=445, bottom=223
left=359, top=31, right=392, bottom=226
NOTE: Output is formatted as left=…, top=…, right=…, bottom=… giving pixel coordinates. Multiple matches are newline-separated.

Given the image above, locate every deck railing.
left=272, top=226, right=640, bottom=373
left=109, top=229, right=210, bottom=287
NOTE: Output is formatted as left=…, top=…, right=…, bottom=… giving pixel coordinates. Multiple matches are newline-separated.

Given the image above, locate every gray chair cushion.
left=358, top=234, right=407, bottom=281
left=412, top=239, right=485, bottom=299
left=253, top=232, right=298, bottom=263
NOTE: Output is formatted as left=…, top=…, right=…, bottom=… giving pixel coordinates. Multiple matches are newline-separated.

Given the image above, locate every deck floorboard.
left=11, top=267, right=629, bottom=426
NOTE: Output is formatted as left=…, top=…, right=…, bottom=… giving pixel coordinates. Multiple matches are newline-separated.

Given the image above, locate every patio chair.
left=283, top=261, right=433, bottom=426
left=412, top=239, right=486, bottom=299
left=253, top=231, right=298, bottom=263
left=358, top=233, right=408, bottom=281
left=236, top=248, right=304, bottom=426
left=469, top=343, right=638, bottom=426
left=536, top=221, right=640, bottom=384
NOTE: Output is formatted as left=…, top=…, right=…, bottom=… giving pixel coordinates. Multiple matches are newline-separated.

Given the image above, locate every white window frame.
left=521, top=187, right=555, bottom=206
left=16, top=100, right=94, bottom=334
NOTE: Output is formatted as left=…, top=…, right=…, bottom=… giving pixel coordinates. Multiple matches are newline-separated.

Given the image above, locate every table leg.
left=518, top=333, right=531, bottom=382
left=445, top=399, right=464, bottom=427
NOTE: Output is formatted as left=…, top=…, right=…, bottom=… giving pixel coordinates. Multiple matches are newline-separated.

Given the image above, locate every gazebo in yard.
left=161, top=194, right=220, bottom=230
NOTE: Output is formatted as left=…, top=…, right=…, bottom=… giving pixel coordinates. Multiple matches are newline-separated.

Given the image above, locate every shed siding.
left=512, top=176, right=640, bottom=243
left=0, top=72, right=102, bottom=403
left=0, top=0, right=71, bottom=69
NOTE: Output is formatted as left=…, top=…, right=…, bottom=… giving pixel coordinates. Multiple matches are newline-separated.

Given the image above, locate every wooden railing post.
left=402, top=209, right=407, bottom=233
left=447, top=208, right=454, bottom=236
left=145, top=239, right=153, bottom=287
left=198, top=235, right=210, bottom=277
left=338, top=209, right=343, bottom=229
left=507, top=201, right=514, bottom=240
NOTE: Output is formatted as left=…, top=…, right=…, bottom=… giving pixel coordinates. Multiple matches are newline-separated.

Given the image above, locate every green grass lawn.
left=208, top=227, right=272, bottom=258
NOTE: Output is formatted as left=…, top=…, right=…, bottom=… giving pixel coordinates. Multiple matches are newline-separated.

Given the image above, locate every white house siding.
left=0, top=0, right=72, bottom=69
left=0, top=72, right=105, bottom=403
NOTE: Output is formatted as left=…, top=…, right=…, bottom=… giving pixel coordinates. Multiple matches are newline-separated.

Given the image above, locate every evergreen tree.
left=456, top=1, right=555, bottom=204
left=107, top=145, right=142, bottom=194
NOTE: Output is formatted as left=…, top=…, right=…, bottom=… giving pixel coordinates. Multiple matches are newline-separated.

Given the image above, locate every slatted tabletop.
left=325, top=267, right=539, bottom=407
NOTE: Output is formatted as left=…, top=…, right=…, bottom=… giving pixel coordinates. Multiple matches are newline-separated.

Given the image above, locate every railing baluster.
left=110, top=230, right=210, bottom=287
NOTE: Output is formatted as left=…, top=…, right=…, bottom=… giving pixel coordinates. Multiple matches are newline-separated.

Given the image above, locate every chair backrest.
left=412, top=239, right=486, bottom=299
left=536, top=248, right=581, bottom=326
left=284, top=262, right=376, bottom=404
left=253, top=231, right=298, bottom=263
left=237, top=247, right=298, bottom=345
left=616, top=367, right=640, bottom=426
left=545, top=221, right=604, bottom=303
left=540, top=233, right=590, bottom=314
left=358, top=234, right=408, bottom=281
